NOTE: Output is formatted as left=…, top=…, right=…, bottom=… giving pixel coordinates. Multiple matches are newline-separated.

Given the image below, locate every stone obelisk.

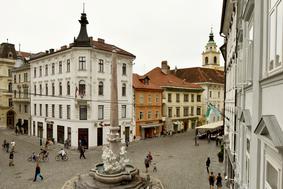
left=108, top=50, right=121, bottom=155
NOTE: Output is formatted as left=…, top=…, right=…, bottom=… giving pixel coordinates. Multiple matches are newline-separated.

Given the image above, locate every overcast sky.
left=0, top=0, right=223, bottom=74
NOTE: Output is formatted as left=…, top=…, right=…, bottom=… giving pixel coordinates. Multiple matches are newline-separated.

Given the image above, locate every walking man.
left=33, top=163, right=43, bottom=182
left=79, top=145, right=86, bottom=159
left=216, top=173, right=222, bottom=189
left=144, top=156, right=150, bottom=173
left=208, top=172, right=215, bottom=189
left=206, top=157, right=211, bottom=174
left=9, top=151, right=14, bottom=167
left=10, top=140, right=15, bottom=152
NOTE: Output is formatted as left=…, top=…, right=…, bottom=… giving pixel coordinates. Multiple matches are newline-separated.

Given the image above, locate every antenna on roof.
left=6, top=38, right=8, bottom=43
left=210, top=26, right=213, bottom=33
left=19, top=43, right=21, bottom=52
left=83, top=2, right=85, bottom=13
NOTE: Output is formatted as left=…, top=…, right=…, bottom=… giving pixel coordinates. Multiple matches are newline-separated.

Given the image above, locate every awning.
left=141, top=123, right=162, bottom=129
left=196, top=121, right=223, bottom=130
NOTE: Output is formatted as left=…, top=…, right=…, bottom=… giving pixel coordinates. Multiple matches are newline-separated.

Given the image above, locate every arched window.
left=122, top=63, right=127, bottom=75
left=99, top=59, right=104, bottom=73
left=45, top=83, right=48, bottom=96
left=98, top=81, right=104, bottom=96
left=214, top=56, right=217, bottom=64
left=52, top=83, right=55, bottom=96
left=79, top=80, right=86, bottom=96
left=67, top=81, right=70, bottom=95
left=122, top=83, right=126, bottom=96
left=205, top=57, right=208, bottom=64
left=59, top=82, right=62, bottom=95
left=39, top=84, right=42, bottom=96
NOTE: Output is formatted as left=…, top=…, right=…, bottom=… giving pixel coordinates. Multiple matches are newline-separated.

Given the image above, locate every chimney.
left=49, top=49, right=54, bottom=53
left=161, top=60, right=170, bottom=74
left=61, top=45, right=67, bottom=50
left=98, top=38, right=105, bottom=43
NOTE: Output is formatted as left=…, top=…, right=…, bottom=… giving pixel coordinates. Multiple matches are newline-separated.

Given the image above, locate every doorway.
left=57, top=125, right=64, bottom=144
left=23, top=120, right=28, bottom=134
left=37, top=122, right=43, bottom=138
left=97, top=127, right=103, bottom=146
left=78, top=128, right=88, bottom=149
left=47, top=124, right=53, bottom=140
left=6, top=110, right=15, bottom=129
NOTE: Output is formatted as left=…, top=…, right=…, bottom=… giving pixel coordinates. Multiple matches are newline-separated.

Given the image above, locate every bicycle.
left=55, top=153, right=69, bottom=161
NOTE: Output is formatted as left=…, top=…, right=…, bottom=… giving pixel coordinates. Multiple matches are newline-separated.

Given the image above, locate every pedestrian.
left=147, top=151, right=153, bottom=164
left=6, top=142, right=10, bottom=153
left=2, top=139, right=6, bottom=150
left=206, top=157, right=211, bottom=174
left=144, top=156, right=150, bottom=173
left=216, top=173, right=222, bottom=189
left=79, top=145, right=86, bottom=159
left=33, top=163, right=43, bottom=182
left=39, top=138, right=42, bottom=147
left=208, top=172, right=215, bottom=189
left=10, top=140, right=15, bottom=152
left=195, top=129, right=199, bottom=146
left=216, top=137, right=219, bottom=146
left=9, top=151, right=14, bottom=167
left=207, top=131, right=211, bottom=143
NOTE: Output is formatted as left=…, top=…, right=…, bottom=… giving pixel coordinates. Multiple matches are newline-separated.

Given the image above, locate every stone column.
left=108, top=50, right=121, bottom=155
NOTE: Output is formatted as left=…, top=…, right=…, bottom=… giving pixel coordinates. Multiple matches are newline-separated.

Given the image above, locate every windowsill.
left=78, top=69, right=87, bottom=71
left=98, top=71, right=104, bottom=73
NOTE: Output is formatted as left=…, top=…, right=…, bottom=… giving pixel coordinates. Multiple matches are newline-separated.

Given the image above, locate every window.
left=14, top=75, right=16, bottom=83
left=67, top=81, right=70, bottom=95
left=45, top=104, right=48, bottom=117
left=18, top=74, right=21, bottom=83
left=191, top=94, right=194, bottom=102
left=214, top=56, right=217, bottom=64
left=45, top=65, right=48, bottom=76
left=176, top=93, right=180, bottom=102
left=79, top=56, right=86, bottom=70
left=268, top=0, right=283, bottom=72
left=184, top=107, right=189, bottom=116
left=67, top=105, right=70, bottom=119
left=122, top=83, right=126, bottom=96
left=139, top=94, right=144, bottom=104
left=98, top=105, right=104, bottom=120
left=52, top=83, right=55, bottom=96
left=122, top=63, right=126, bottom=75
left=98, top=81, right=103, bottom=95
left=205, top=57, right=208, bottom=64
left=59, top=82, right=62, bottom=96
left=67, top=59, right=70, bottom=72
left=156, top=94, right=159, bottom=103
left=8, top=69, right=11, bottom=77
left=197, top=95, right=201, bottom=102
left=209, top=91, right=212, bottom=98
left=39, top=104, right=42, bottom=116
left=184, top=94, right=189, bottom=102
left=99, top=59, right=104, bottom=72
left=168, top=107, right=172, bottom=118
left=39, top=66, right=42, bottom=77
left=197, top=107, right=201, bottom=115
left=148, top=94, right=152, bottom=104
left=24, top=105, right=28, bottom=113
left=148, top=111, right=152, bottom=119
left=59, top=105, right=62, bottom=118
left=34, top=104, right=37, bottom=115
left=39, top=84, right=42, bottom=96
left=176, top=107, right=180, bottom=117
left=34, top=67, right=37, bottom=78
left=14, top=90, right=16, bottom=98
left=59, top=61, right=62, bottom=74
left=121, top=105, right=126, bottom=118
left=8, top=82, right=12, bottom=92
left=52, top=63, right=55, bottom=75
left=139, top=112, right=144, bottom=120
left=34, top=85, right=37, bottom=96
left=168, top=93, right=172, bottom=102
left=19, top=104, right=21, bottom=113
left=52, top=104, right=55, bottom=117
left=218, top=91, right=220, bottom=98
left=191, top=106, right=194, bottom=115
left=266, top=161, right=279, bottom=189
left=8, top=98, right=12, bottom=107
left=24, top=73, right=28, bottom=82
left=45, top=83, right=48, bottom=96
left=24, top=88, right=28, bottom=98
left=155, top=111, right=159, bottom=118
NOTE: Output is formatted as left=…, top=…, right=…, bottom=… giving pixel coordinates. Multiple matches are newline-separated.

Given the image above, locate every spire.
left=209, top=27, right=214, bottom=42
left=74, top=8, right=91, bottom=47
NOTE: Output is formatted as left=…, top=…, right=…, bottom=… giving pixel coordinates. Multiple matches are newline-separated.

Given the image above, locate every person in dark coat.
left=144, top=156, right=150, bottom=173
left=79, top=145, right=86, bottom=159
left=216, top=173, right=222, bottom=189
left=208, top=172, right=215, bottom=189
left=206, top=157, right=211, bottom=173
left=9, top=151, right=14, bottom=166
left=33, top=163, right=43, bottom=182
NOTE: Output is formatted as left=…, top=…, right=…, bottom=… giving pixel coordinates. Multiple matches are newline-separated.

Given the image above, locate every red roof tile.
left=145, top=67, right=203, bottom=90
left=171, top=67, right=224, bottom=84
left=133, top=73, right=162, bottom=90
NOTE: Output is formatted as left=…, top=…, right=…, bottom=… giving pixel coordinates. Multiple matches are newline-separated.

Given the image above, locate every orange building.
left=133, top=74, right=163, bottom=140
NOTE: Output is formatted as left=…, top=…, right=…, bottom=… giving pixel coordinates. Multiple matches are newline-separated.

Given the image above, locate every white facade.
left=221, top=0, right=283, bottom=189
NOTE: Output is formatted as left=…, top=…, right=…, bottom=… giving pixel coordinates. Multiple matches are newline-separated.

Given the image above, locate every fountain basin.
left=89, top=163, right=139, bottom=184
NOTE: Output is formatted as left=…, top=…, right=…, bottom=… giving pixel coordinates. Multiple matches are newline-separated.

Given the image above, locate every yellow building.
left=0, top=43, right=17, bottom=128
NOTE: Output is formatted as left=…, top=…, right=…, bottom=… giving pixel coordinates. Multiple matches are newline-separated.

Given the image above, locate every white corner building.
left=30, top=12, right=135, bottom=148
left=221, top=0, right=283, bottom=189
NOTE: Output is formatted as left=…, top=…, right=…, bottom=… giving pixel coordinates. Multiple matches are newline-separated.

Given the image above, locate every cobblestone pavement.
left=0, top=128, right=226, bottom=189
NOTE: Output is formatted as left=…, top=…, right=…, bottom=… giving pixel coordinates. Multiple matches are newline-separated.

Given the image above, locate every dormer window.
left=214, top=56, right=217, bottom=64
left=205, top=57, right=208, bottom=64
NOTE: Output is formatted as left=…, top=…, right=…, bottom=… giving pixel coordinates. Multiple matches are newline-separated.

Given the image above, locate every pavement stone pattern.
left=0, top=128, right=226, bottom=189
